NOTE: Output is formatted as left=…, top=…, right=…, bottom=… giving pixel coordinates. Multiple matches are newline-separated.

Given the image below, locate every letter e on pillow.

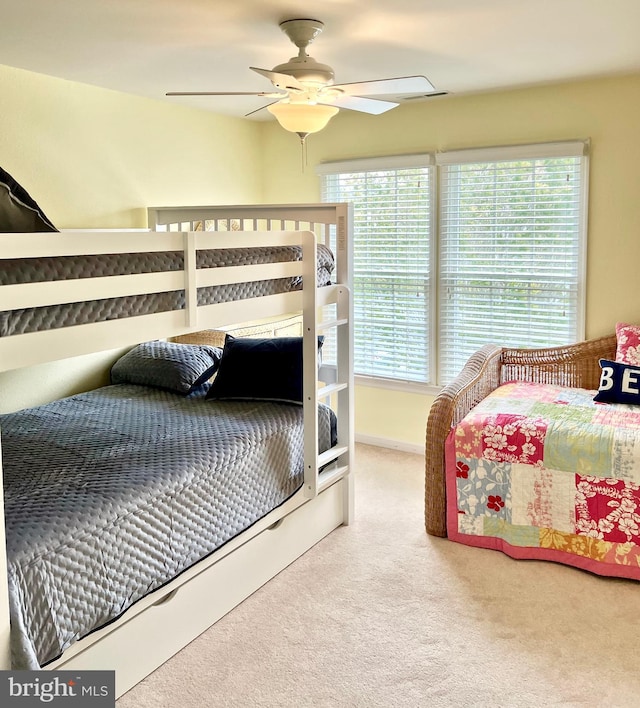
left=622, top=367, right=640, bottom=394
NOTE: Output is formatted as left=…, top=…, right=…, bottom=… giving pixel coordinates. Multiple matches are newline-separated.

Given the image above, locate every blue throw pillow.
left=594, top=359, right=640, bottom=405
left=111, top=341, right=222, bottom=395
left=206, top=335, right=324, bottom=405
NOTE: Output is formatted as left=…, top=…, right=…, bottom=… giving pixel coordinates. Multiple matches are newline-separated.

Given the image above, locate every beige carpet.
left=118, top=444, right=640, bottom=708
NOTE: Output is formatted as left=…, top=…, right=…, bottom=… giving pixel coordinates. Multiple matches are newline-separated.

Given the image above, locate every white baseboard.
left=355, top=434, right=423, bottom=456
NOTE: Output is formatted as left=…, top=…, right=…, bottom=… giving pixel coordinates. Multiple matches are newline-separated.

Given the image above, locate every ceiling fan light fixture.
left=267, top=102, right=338, bottom=136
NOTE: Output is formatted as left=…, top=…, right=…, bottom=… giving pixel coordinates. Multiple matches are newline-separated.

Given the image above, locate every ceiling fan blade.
left=321, top=95, right=398, bottom=115
left=166, top=91, right=281, bottom=97
left=250, top=67, right=305, bottom=91
left=331, top=75, right=436, bottom=97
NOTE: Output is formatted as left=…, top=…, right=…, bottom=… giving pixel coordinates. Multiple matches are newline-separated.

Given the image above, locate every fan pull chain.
left=297, top=132, right=309, bottom=172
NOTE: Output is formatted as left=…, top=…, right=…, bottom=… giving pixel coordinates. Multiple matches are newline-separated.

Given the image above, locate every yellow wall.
left=0, top=63, right=263, bottom=228
left=0, top=63, right=263, bottom=411
left=261, top=73, right=640, bottom=449
left=0, top=349, right=128, bottom=413
left=3, top=65, right=640, bottom=444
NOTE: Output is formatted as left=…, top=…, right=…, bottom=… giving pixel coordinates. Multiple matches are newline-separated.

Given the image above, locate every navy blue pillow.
left=206, top=335, right=324, bottom=405
left=594, top=359, right=640, bottom=405
left=111, top=341, right=222, bottom=395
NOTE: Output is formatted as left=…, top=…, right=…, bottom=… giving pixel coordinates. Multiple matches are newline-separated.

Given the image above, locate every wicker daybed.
left=424, top=334, right=617, bottom=538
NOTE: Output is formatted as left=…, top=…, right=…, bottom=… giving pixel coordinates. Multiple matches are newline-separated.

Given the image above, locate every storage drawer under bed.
left=49, top=478, right=346, bottom=697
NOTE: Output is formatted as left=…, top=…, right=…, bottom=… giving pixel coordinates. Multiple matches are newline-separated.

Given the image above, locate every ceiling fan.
left=167, top=18, right=440, bottom=141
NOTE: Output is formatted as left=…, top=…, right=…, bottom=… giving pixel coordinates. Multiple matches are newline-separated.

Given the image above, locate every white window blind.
left=321, top=160, right=433, bottom=383
left=438, top=151, right=587, bottom=383
left=319, top=142, right=587, bottom=388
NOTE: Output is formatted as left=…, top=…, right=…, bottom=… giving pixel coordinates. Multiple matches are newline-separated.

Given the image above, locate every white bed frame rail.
left=0, top=203, right=353, bottom=694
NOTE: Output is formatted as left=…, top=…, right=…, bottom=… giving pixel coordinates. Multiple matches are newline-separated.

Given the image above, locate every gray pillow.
left=111, top=341, right=223, bottom=395
left=0, top=166, right=57, bottom=232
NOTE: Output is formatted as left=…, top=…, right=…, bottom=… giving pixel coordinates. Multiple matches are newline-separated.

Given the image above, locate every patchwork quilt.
left=446, top=381, right=640, bottom=580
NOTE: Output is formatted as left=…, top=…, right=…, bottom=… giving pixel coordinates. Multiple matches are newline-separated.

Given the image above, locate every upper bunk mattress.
left=1, top=383, right=337, bottom=669
left=0, top=244, right=335, bottom=337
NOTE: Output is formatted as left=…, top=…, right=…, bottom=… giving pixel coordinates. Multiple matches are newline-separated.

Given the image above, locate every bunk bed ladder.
left=301, top=205, right=354, bottom=525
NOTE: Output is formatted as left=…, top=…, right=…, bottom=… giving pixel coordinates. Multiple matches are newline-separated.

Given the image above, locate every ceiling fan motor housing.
left=272, top=56, right=335, bottom=86
left=275, top=18, right=335, bottom=86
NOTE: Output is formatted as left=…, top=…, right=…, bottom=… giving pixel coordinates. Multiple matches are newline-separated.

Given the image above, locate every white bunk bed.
left=0, top=203, right=353, bottom=697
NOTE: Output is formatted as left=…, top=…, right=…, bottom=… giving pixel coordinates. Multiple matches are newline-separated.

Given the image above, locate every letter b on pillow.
left=599, top=365, right=614, bottom=391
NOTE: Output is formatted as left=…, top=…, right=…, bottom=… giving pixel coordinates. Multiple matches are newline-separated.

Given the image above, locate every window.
left=320, top=155, right=434, bottom=384
left=319, top=142, right=588, bottom=388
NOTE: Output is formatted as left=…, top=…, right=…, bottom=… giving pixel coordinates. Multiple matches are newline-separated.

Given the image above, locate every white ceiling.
left=2, top=0, right=640, bottom=120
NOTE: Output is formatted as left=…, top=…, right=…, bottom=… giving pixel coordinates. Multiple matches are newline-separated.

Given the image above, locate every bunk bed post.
left=335, top=203, right=355, bottom=524
left=183, top=231, right=198, bottom=329
left=302, top=230, right=320, bottom=499
left=147, top=209, right=158, bottom=231
left=0, top=438, right=10, bottom=669
left=336, top=284, right=355, bottom=524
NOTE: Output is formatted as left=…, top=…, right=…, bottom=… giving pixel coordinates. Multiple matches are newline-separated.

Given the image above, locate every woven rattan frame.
left=424, top=334, right=617, bottom=537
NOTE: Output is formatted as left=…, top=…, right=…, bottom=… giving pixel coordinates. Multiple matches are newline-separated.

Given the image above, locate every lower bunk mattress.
left=1, top=383, right=337, bottom=669
left=446, top=381, right=640, bottom=581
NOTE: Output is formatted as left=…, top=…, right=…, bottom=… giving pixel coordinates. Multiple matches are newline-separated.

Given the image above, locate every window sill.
left=355, top=374, right=441, bottom=396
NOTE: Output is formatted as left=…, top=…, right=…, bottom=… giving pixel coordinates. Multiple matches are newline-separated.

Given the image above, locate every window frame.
left=318, top=140, right=589, bottom=393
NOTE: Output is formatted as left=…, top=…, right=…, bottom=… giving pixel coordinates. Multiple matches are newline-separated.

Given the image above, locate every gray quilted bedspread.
left=0, top=384, right=337, bottom=669
left=0, top=244, right=334, bottom=336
